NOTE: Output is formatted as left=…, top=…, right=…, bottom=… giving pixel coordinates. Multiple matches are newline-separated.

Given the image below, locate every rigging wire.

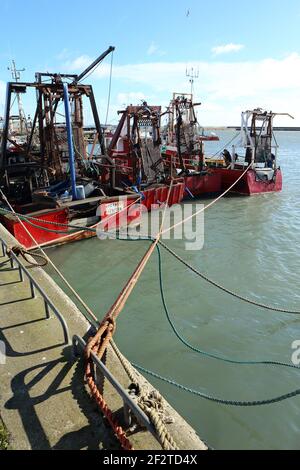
left=206, top=132, right=240, bottom=160
left=78, top=58, right=105, bottom=84
left=9, top=95, right=17, bottom=112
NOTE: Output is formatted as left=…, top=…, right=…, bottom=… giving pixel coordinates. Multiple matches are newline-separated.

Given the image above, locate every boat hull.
left=161, top=149, right=222, bottom=198
left=1, top=197, right=141, bottom=249
left=0, top=180, right=185, bottom=249
left=212, top=168, right=283, bottom=196
left=141, top=181, right=185, bottom=211
left=184, top=172, right=222, bottom=199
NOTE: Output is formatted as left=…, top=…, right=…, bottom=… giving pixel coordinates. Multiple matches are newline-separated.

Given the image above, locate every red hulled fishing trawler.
left=106, top=102, right=184, bottom=210
left=161, top=94, right=221, bottom=198
left=206, top=109, right=293, bottom=196
left=0, top=49, right=184, bottom=249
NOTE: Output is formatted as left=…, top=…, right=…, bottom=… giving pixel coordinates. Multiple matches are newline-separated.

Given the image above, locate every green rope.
left=0, top=212, right=296, bottom=406
left=159, top=240, right=300, bottom=316
left=131, top=363, right=300, bottom=407
left=0, top=207, right=97, bottom=234
left=114, top=234, right=300, bottom=371
left=2, top=206, right=299, bottom=372
left=156, top=243, right=300, bottom=370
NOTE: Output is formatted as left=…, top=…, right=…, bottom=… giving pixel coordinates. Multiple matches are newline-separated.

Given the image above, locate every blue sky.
left=1, top=0, right=300, bottom=125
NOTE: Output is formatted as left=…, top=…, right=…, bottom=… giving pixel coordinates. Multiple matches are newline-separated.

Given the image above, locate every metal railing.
left=73, top=334, right=159, bottom=443
left=0, top=235, right=161, bottom=445
left=0, top=238, right=70, bottom=344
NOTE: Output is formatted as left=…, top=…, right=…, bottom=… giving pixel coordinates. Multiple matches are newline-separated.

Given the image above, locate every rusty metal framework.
left=240, top=109, right=294, bottom=167
left=0, top=47, right=116, bottom=199
left=32, top=74, right=105, bottom=177
left=166, top=94, right=203, bottom=172
left=108, top=103, right=165, bottom=187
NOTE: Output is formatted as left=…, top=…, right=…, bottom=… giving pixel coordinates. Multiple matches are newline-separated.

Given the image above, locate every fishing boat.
left=207, top=109, right=293, bottom=196
left=161, top=94, right=222, bottom=198
left=0, top=48, right=142, bottom=249
left=107, top=103, right=185, bottom=211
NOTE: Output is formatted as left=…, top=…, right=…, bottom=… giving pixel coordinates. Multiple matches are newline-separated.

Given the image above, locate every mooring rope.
left=110, top=339, right=180, bottom=451
left=158, top=241, right=300, bottom=316
left=0, top=189, right=99, bottom=326
left=109, top=235, right=300, bottom=371
left=156, top=243, right=300, bottom=370
left=6, top=245, right=48, bottom=267
left=83, top=181, right=179, bottom=450
left=162, top=165, right=250, bottom=235
left=2, top=160, right=300, bottom=416
left=0, top=207, right=96, bottom=233
left=2, top=203, right=299, bottom=317
left=131, top=363, right=300, bottom=407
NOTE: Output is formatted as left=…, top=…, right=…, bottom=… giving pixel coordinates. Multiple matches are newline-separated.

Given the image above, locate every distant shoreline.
left=204, top=126, right=300, bottom=132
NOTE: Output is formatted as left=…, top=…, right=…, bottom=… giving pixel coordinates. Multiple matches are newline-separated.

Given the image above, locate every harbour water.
left=46, top=131, right=300, bottom=450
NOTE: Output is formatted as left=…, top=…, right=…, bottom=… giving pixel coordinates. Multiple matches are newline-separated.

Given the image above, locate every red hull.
left=0, top=182, right=186, bottom=249
left=184, top=173, right=222, bottom=198
left=1, top=197, right=141, bottom=249
left=162, top=149, right=222, bottom=197
left=212, top=168, right=283, bottom=196
left=141, top=182, right=185, bottom=211
left=2, top=208, right=70, bottom=249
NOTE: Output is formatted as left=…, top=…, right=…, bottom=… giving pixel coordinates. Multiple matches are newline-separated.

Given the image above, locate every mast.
left=186, top=67, right=199, bottom=97
left=7, top=60, right=27, bottom=134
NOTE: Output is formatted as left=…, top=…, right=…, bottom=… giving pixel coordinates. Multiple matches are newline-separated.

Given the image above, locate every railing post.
left=72, top=337, right=80, bottom=358
left=19, top=265, right=23, bottom=282
left=44, top=300, right=51, bottom=319
left=30, top=280, right=36, bottom=299
left=123, top=401, right=132, bottom=427
left=0, top=235, right=70, bottom=345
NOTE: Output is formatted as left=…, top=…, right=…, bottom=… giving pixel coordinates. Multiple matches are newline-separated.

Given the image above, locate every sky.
left=1, top=0, right=300, bottom=126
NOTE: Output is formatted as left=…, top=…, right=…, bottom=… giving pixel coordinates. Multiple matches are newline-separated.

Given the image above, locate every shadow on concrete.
left=1, top=324, right=119, bottom=450
left=0, top=328, right=65, bottom=357
left=0, top=280, right=23, bottom=287
left=53, top=357, right=120, bottom=450
left=53, top=330, right=120, bottom=450
left=5, top=358, right=67, bottom=449
left=0, top=297, right=34, bottom=307
left=5, top=354, right=118, bottom=450
left=1, top=318, right=46, bottom=331
left=0, top=266, right=20, bottom=273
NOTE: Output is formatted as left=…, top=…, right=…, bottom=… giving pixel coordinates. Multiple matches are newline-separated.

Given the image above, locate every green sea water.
left=46, top=131, right=300, bottom=450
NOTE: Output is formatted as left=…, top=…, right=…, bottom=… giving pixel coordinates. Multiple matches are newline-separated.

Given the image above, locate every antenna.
left=8, top=60, right=25, bottom=82
left=186, top=67, right=199, bottom=96
left=7, top=60, right=27, bottom=134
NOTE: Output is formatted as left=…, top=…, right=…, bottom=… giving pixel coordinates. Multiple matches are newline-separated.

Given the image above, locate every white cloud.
left=0, top=81, right=7, bottom=117
left=64, top=53, right=300, bottom=125
left=117, top=92, right=146, bottom=105
left=212, top=43, right=244, bottom=55
left=64, top=55, right=92, bottom=72
left=56, top=48, right=71, bottom=61
left=147, top=41, right=166, bottom=57
left=147, top=42, right=158, bottom=55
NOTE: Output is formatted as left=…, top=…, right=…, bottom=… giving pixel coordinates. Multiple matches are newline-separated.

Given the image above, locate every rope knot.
left=107, top=317, right=116, bottom=335
left=6, top=245, right=48, bottom=268
left=7, top=245, right=23, bottom=258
